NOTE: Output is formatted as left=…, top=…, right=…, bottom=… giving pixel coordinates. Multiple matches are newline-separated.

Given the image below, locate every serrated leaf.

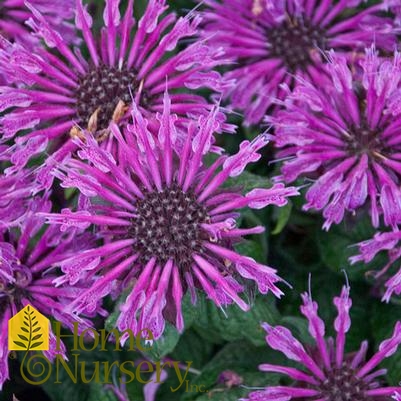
left=192, top=294, right=280, bottom=346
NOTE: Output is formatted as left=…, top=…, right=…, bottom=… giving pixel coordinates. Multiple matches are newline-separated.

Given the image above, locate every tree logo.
left=8, top=305, right=49, bottom=351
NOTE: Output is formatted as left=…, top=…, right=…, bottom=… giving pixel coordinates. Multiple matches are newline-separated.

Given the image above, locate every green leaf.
left=370, top=301, right=401, bottom=385
left=30, top=342, right=43, bottom=349
left=235, top=240, right=265, bottom=264
left=170, top=329, right=214, bottom=369
left=17, top=335, right=28, bottom=342
left=271, top=202, right=292, bottom=235
left=315, top=218, right=380, bottom=281
left=192, top=294, right=280, bottom=346
left=86, top=384, right=118, bottom=401
left=20, top=327, right=29, bottom=333
left=223, top=170, right=270, bottom=193
left=142, top=322, right=181, bottom=361
left=180, top=341, right=282, bottom=401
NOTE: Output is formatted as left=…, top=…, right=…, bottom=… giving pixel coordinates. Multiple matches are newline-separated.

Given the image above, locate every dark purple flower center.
left=344, top=104, right=385, bottom=160
left=129, top=183, right=209, bottom=269
left=75, top=64, right=141, bottom=132
left=319, top=362, right=372, bottom=401
left=268, top=18, right=327, bottom=71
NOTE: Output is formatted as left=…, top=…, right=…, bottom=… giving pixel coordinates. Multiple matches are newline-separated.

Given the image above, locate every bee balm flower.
left=41, top=93, right=298, bottom=339
left=201, top=0, right=396, bottom=125
left=242, top=285, right=401, bottom=401
left=272, top=48, right=401, bottom=230
left=0, top=0, right=229, bottom=182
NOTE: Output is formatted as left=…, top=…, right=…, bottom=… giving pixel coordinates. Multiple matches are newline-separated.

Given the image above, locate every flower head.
left=242, top=285, right=401, bottom=401
left=272, top=47, right=401, bottom=230
left=0, top=0, right=75, bottom=48
left=0, top=0, right=230, bottom=183
left=351, top=229, right=401, bottom=302
left=41, top=92, right=298, bottom=340
left=0, top=194, right=100, bottom=389
left=201, top=0, right=396, bottom=125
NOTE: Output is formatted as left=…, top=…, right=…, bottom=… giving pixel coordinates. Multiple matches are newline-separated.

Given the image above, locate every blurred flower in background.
left=201, top=0, right=397, bottom=125
left=0, top=193, right=103, bottom=389
left=0, top=0, right=75, bottom=48
left=351, top=229, right=401, bottom=301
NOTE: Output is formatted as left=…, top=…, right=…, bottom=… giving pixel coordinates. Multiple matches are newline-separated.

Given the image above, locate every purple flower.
left=0, top=194, right=100, bottom=389
left=271, top=47, right=401, bottom=230
left=0, top=0, right=75, bottom=48
left=351, top=230, right=401, bottom=302
left=41, top=92, right=299, bottom=340
left=0, top=0, right=230, bottom=182
left=242, top=285, right=401, bottom=401
left=385, top=0, right=401, bottom=25
left=0, top=169, right=37, bottom=231
left=201, top=0, right=396, bottom=125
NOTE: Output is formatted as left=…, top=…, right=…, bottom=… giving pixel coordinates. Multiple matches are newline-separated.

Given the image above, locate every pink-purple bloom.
left=201, top=0, right=396, bottom=125
left=242, top=285, right=401, bottom=401
left=0, top=169, right=37, bottom=231
left=271, top=47, right=401, bottom=230
left=351, top=229, right=401, bottom=302
left=40, top=92, right=298, bottom=340
left=0, top=0, right=75, bottom=48
left=0, top=0, right=230, bottom=182
left=0, top=194, right=100, bottom=389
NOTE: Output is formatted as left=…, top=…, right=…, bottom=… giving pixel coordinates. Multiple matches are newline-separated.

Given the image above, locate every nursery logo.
left=8, top=305, right=49, bottom=351
left=7, top=306, right=203, bottom=393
